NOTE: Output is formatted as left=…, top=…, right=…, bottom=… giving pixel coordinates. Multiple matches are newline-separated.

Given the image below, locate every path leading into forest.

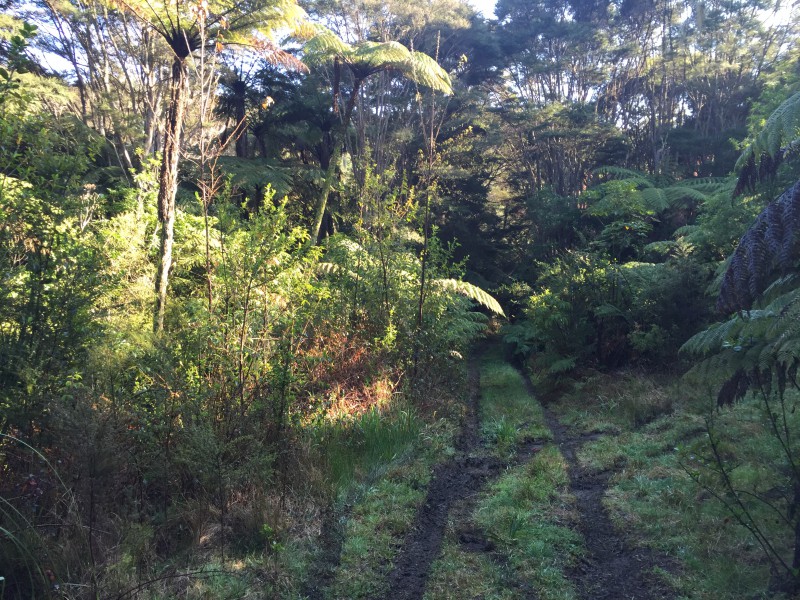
left=520, top=375, right=677, bottom=600
left=384, top=355, right=541, bottom=600
left=381, top=349, right=676, bottom=600
left=310, top=346, right=677, bottom=599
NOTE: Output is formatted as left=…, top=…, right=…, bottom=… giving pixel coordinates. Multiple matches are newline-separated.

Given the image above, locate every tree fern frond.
left=432, top=279, right=505, bottom=316
left=405, top=50, right=453, bottom=95
left=315, top=262, right=340, bottom=275
left=737, top=90, right=800, bottom=171
left=674, top=224, right=701, bottom=237
left=663, top=186, right=709, bottom=204
left=680, top=316, right=742, bottom=357
left=717, top=180, right=800, bottom=314
left=353, top=40, right=410, bottom=69
left=735, top=91, right=800, bottom=192
left=593, top=166, right=650, bottom=182
left=215, top=157, right=292, bottom=198
left=675, top=177, right=733, bottom=194
left=302, top=25, right=353, bottom=64
left=639, top=188, right=670, bottom=212
left=315, top=261, right=361, bottom=281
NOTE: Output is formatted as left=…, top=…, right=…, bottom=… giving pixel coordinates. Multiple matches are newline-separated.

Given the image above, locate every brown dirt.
left=529, top=376, right=678, bottom=600
left=310, top=348, right=678, bottom=600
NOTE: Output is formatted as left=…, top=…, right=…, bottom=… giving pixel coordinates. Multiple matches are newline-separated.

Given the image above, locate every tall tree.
left=302, top=26, right=452, bottom=245
left=114, top=0, right=308, bottom=332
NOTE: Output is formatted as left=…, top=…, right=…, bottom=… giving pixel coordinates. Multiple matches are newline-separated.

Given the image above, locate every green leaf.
left=432, top=279, right=505, bottom=316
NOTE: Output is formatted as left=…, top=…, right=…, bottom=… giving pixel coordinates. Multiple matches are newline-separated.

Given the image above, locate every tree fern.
left=674, top=177, right=733, bottom=194
left=431, top=279, right=505, bottom=317
left=684, top=282, right=800, bottom=405
left=215, top=157, right=292, bottom=198
left=717, top=181, right=800, bottom=314
left=592, top=166, right=654, bottom=188
left=301, top=26, right=452, bottom=96
left=317, top=236, right=504, bottom=317
left=735, top=90, right=800, bottom=194
left=639, top=185, right=710, bottom=211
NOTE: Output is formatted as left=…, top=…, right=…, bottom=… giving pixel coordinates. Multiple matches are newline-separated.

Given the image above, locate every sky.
left=469, top=0, right=497, bottom=18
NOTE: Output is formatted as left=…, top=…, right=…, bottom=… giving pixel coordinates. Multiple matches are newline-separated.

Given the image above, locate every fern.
left=316, top=237, right=504, bottom=316
left=735, top=90, right=800, bottom=194
left=215, top=157, right=292, bottom=198
left=592, top=166, right=652, bottom=183
left=717, top=180, right=800, bottom=314
left=674, top=177, right=733, bottom=194
left=432, top=279, right=506, bottom=317
left=301, top=27, right=452, bottom=95
left=685, top=282, right=800, bottom=405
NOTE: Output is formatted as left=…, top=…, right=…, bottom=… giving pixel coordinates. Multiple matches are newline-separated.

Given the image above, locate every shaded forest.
left=2, top=0, right=800, bottom=597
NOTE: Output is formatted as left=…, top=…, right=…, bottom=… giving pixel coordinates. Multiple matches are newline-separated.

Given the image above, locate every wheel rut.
left=320, top=349, right=677, bottom=600
left=383, top=352, right=542, bottom=600
left=522, top=374, right=678, bottom=600
left=382, top=354, right=495, bottom=599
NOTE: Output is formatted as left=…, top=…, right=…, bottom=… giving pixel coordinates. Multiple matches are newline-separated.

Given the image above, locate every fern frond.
left=593, top=166, right=651, bottom=182
left=354, top=40, right=410, bottom=69
left=405, top=50, right=453, bottom=95
left=315, top=261, right=361, bottom=281
left=548, top=356, right=577, bottom=374
left=674, top=224, right=701, bottom=237
left=663, top=186, right=709, bottom=204
left=674, top=177, right=733, bottom=194
left=737, top=90, right=800, bottom=171
left=735, top=91, right=800, bottom=192
left=717, top=180, right=800, bottom=314
left=315, top=262, right=340, bottom=275
left=215, top=157, right=292, bottom=198
left=432, top=279, right=505, bottom=316
left=302, top=25, right=353, bottom=64
left=639, top=188, right=670, bottom=212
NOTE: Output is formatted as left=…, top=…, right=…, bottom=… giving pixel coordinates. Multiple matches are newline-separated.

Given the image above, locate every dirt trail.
left=315, top=348, right=676, bottom=600
left=384, top=352, right=545, bottom=600
left=383, top=355, right=503, bottom=599
left=522, top=375, right=677, bottom=600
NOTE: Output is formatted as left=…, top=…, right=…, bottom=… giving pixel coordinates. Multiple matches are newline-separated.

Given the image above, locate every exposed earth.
left=312, top=349, right=677, bottom=600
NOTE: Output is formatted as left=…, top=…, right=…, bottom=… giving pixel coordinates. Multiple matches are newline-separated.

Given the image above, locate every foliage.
left=0, top=0, right=799, bottom=596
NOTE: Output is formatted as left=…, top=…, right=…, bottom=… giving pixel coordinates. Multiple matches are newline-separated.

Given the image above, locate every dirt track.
left=311, top=348, right=677, bottom=600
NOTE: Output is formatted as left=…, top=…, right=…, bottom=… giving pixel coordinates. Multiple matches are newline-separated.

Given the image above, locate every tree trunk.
left=308, top=80, right=362, bottom=246
left=234, top=94, right=248, bottom=158
left=308, top=146, right=340, bottom=246
left=154, top=55, right=188, bottom=333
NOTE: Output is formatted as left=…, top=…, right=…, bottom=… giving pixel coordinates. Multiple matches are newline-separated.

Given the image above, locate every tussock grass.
left=555, top=369, right=676, bottom=433
left=310, top=404, right=422, bottom=495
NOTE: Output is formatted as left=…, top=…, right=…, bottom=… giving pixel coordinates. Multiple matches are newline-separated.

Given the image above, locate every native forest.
left=2, top=0, right=800, bottom=598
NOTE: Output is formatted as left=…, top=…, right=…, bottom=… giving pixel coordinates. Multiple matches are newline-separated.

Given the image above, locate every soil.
left=310, top=348, right=678, bottom=600
left=525, top=375, right=678, bottom=600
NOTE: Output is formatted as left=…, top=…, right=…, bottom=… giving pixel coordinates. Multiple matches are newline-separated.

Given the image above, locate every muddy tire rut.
left=526, top=376, right=677, bottom=600
left=385, top=354, right=678, bottom=600
left=313, top=348, right=678, bottom=600
left=383, top=354, right=504, bottom=600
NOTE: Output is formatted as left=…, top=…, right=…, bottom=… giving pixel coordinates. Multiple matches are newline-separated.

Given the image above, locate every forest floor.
left=308, top=344, right=678, bottom=600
